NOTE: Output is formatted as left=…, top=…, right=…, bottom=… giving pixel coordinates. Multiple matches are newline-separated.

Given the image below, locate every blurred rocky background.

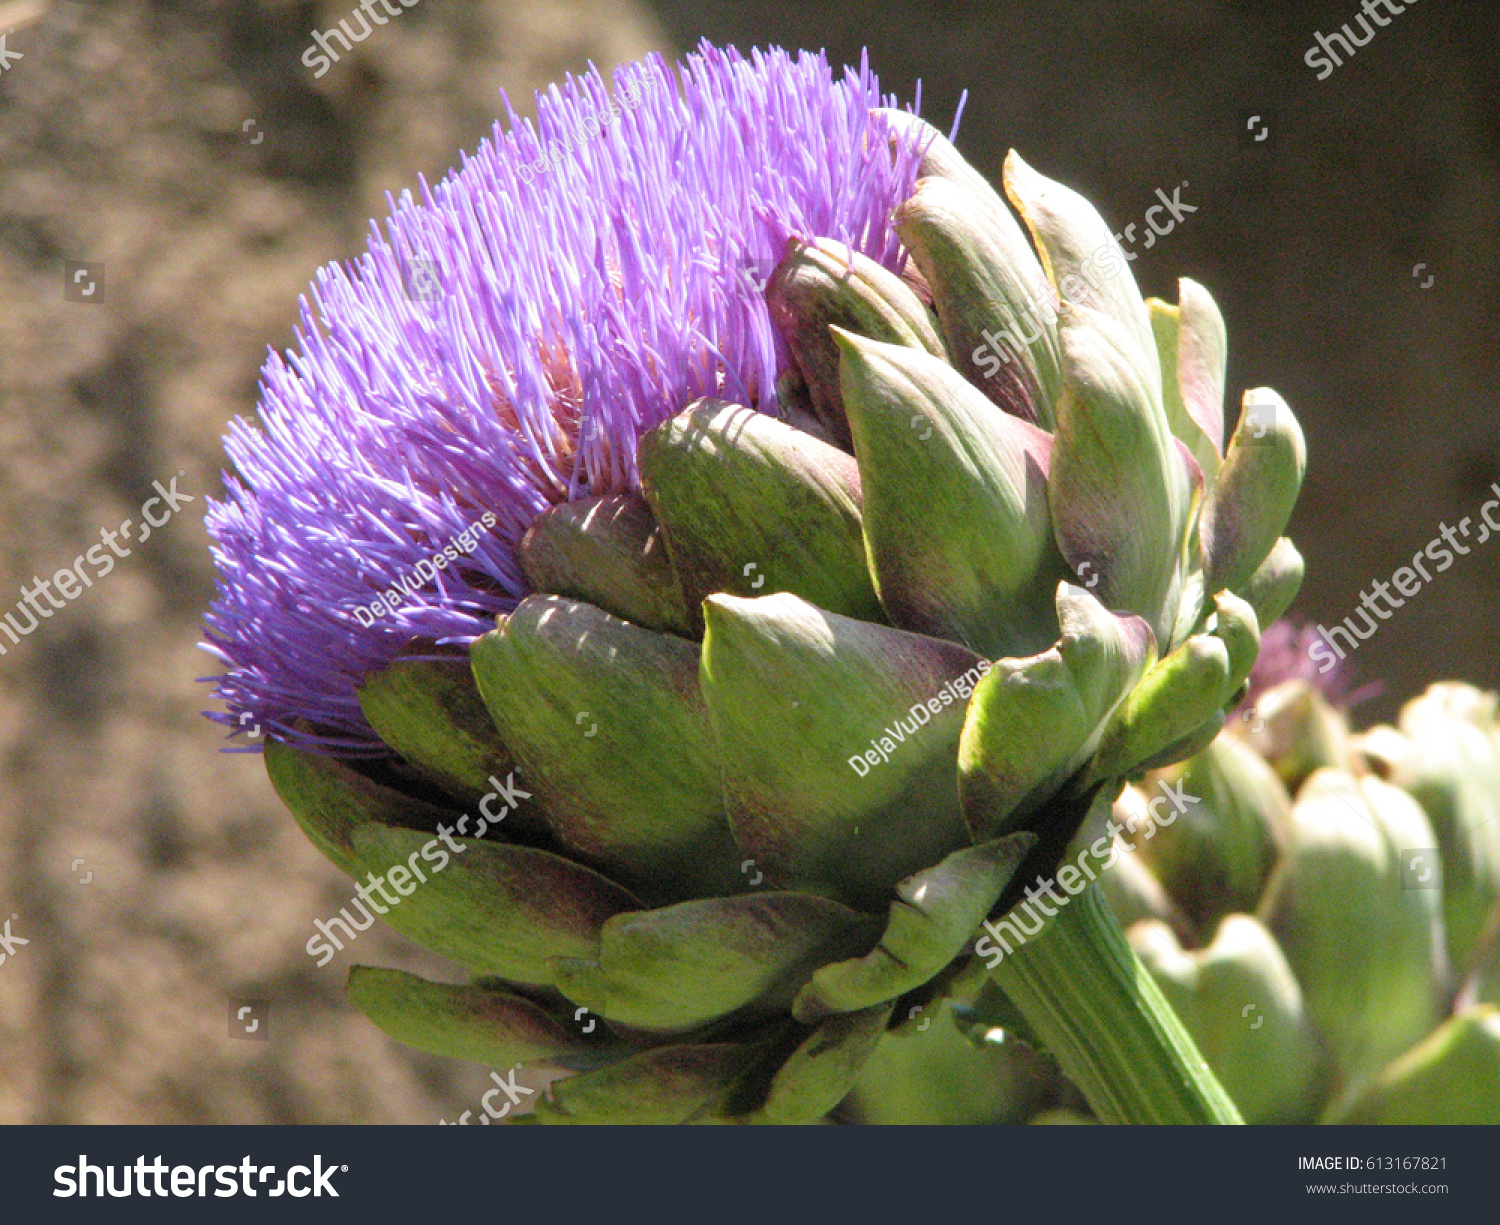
left=0, top=0, right=1494, bottom=1122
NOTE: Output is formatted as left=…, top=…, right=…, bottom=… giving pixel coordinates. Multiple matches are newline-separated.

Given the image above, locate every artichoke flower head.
left=202, top=42, right=1306, bottom=1123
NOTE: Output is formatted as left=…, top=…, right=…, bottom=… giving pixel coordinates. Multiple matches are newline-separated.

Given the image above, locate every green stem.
left=987, top=884, right=1242, bottom=1124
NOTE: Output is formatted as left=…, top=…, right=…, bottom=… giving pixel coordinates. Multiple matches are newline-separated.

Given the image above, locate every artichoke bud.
left=223, top=71, right=1317, bottom=1121
left=1130, top=914, right=1326, bottom=1123
left=1236, top=536, right=1305, bottom=631
left=1237, top=679, right=1351, bottom=791
left=765, top=237, right=946, bottom=449
left=958, top=584, right=1155, bottom=840
left=1089, top=591, right=1259, bottom=781
left=1261, top=770, right=1445, bottom=1090
left=895, top=174, right=1063, bottom=425
left=1133, top=735, right=1293, bottom=931
left=1146, top=279, right=1228, bottom=483
left=638, top=398, right=883, bottom=631
left=834, top=329, right=1067, bottom=658
left=470, top=595, right=741, bottom=898
left=700, top=591, right=978, bottom=907
left=347, top=965, right=612, bottom=1071
left=1333, top=1006, right=1500, bottom=1125
left=1365, top=684, right=1500, bottom=970
left=200, top=40, right=1337, bottom=1126
left=517, top=493, right=692, bottom=637
left=1202, top=388, right=1307, bottom=595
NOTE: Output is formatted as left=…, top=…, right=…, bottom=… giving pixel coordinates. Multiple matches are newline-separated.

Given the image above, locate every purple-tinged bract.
left=202, top=42, right=927, bottom=752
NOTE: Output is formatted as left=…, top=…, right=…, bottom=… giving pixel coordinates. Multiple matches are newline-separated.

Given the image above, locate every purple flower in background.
left=1239, top=618, right=1379, bottom=711
left=201, top=42, right=929, bottom=753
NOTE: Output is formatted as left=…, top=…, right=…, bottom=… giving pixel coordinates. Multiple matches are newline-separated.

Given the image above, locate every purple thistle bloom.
left=1239, top=618, right=1380, bottom=712
left=202, top=42, right=930, bottom=754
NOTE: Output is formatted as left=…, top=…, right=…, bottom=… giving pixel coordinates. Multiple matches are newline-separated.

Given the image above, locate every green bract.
left=268, top=117, right=1310, bottom=1123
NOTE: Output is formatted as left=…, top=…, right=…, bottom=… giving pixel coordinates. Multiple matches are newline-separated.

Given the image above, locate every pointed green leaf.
left=552, top=892, right=881, bottom=1033
left=755, top=1004, right=893, bottom=1124
left=1147, top=279, right=1226, bottom=481
left=1211, top=590, right=1261, bottom=692
left=959, top=584, right=1155, bottom=839
left=1238, top=536, right=1304, bottom=629
left=517, top=493, right=692, bottom=636
left=878, top=114, right=1061, bottom=416
left=345, top=822, right=641, bottom=987
left=347, top=965, right=606, bottom=1068
left=264, top=741, right=455, bottom=876
left=765, top=237, right=945, bottom=450
left=1203, top=388, right=1307, bottom=594
left=1092, top=635, right=1230, bottom=782
left=1002, top=151, right=1158, bottom=388
left=878, top=110, right=1025, bottom=241
left=638, top=399, right=884, bottom=629
left=527, top=1044, right=753, bottom=1125
left=793, top=834, right=1035, bottom=1022
left=896, top=174, right=1063, bottom=426
left=470, top=595, right=737, bottom=894
left=1089, top=597, right=1259, bottom=781
left=1132, top=713, right=1228, bottom=777
left=357, top=652, right=520, bottom=802
left=836, top=330, right=1066, bottom=659
left=700, top=591, right=980, bottom=908
left=1048, top=303, right=1195, bottom=647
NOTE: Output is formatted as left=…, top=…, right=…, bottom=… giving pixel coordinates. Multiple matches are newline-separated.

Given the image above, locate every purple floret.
left=202, top=42, right=928, bottom=753
left=1240, top=618, right=1380, bottom=712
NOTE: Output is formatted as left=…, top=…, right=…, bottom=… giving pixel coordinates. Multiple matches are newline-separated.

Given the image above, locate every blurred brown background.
left=0, top=0, right=1495, bottom=1122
